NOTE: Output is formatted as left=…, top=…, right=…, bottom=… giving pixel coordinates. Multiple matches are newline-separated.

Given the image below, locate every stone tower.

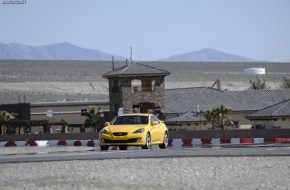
left=103, top=62, right=170, bottom=115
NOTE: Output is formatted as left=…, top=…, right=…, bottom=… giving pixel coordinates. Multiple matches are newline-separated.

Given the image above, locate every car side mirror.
left=151, top=121, right=158, bottom=126
left=105, top=122, right=110, bottom=126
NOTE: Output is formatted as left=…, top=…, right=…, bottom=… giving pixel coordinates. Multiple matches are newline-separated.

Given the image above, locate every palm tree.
left=280, top=76, right=290, bottom=89
left=203, top=105, right=232, bottom=130
left=0, top=111, right=15, bottom=135
left=216, top=105, right=232, bottom=129
left=249, top=77, right=270, bottom=90
left=204, top=109, right=217, bottom=130
left=84, top=106, right=101, bottom=132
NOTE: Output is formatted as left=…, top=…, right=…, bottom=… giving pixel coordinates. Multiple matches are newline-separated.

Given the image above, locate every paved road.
left=1, top=144, right=290, bottom=163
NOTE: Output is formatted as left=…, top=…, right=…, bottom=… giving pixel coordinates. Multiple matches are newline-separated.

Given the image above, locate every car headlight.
left=100, top=129, right=109, bottom=135
left=133, top=128, right=145, bottom=134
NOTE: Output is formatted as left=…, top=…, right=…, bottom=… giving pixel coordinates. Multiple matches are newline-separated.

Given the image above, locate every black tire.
left=119, top=146, right=128, bottom=150
left=159, top=132, right=169, bottom=149
left=100, top=146, right=109, bottom=151
left=141, top=133, right=151, bottom=149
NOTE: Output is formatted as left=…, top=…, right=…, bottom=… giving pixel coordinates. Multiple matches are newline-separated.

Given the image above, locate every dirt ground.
left=0, top=80, right=281, bottom=104
left=0, top=60, right=288, bottom=103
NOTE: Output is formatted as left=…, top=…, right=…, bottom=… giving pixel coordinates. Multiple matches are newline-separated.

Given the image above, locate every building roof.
left=224, top=90, right=290, bottom=111
left=165, top=87, right=226, bottom=113
left=103, top=62, right=170, bottom=78
left=165, top=111, right=206, bottom=123
left=31, top=100, right=109, bottom=107
left=164, top=87, right=290, bottom=114
left=246, top=99, right=290, bottom=120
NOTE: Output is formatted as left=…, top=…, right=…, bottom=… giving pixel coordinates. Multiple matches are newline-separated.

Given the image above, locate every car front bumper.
left=99, top=133, right=146, bottom=146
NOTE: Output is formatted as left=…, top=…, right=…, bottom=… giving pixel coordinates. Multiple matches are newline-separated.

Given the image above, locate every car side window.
left=140, top=116, right=148, bottom=124
left=150, top=115, right=160, bottom=124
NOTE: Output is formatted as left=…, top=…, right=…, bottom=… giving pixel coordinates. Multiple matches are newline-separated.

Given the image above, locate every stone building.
left=103, top=62, right=170, bottom=115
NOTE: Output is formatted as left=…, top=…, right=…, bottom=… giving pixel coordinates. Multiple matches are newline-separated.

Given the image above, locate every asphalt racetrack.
left=1, top=143, right=290, bottom=163
left=1, top=144, right=290, bottom=190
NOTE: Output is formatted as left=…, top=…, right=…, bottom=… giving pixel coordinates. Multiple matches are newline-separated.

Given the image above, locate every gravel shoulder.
left=0, top=157, right=289, bottom=190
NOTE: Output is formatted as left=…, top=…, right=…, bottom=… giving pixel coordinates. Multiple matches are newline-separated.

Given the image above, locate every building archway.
left=112, top=79, right=119, bottom=93
left=140, top=102, right=155, bottom=113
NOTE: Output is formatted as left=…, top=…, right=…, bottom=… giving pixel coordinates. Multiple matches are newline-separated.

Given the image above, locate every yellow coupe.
left=99, top=113, right=169, bottom=150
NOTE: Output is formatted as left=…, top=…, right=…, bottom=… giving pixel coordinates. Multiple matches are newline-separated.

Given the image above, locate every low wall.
left=168, top=129, right=290, bottom=139
left=1, top=129, right=290, bottom=141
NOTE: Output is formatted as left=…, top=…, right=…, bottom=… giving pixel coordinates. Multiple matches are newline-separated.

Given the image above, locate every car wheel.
left=142, top=133, right=151, bottom=149
left=119, top=146, right=128, bottom=150
left=100, top=146, right=109, bottom=151
left=159, top=132, right=168, bottom=149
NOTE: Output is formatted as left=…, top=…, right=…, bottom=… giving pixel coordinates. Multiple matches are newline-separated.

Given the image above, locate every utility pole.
left=112, top=56, right=115, bottom=70
left=130, top=46, right=133, bottom=64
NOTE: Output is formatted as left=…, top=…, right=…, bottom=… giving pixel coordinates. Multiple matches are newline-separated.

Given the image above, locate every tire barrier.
left=1, top=138, right=290, bottom=148
left=73, top=140, right=82, bottom=146
left=25, top=140, right=38, bottom=147
left=175, top=138, right=290, bottom=147
left=168, top=139, right=173, bottom=147
left=57, top=140, right=67, bottom=146
left=240, top=138, right=254, bottom=144
left=182, top=138, right=193, bottom=147
left=201, top=138, right=212, bottom=144
left=220, top=138, right=231, bottom=144
left=4, top=141, right=17, bottom=147
left=87, top=139, right=95, bottom=147
left=111, top=146, right=118, bottom=150
left=264, top=138, right=290, bottom=143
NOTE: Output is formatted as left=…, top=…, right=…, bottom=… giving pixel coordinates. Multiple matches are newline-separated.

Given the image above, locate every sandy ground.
left=0, top=61, right=287, bottom=103
left=0, top=81, right=281, bottom=94
left=0, top=80, right=282, bottom=103
left=0, top=82, right=109, bottom=94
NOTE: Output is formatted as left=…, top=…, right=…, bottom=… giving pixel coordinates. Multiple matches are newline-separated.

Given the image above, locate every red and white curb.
left=1, top=138, right=290, bottom=147
left=169, top=138, right=290, bottom=147
left=0, top=139, right=100, bottom=147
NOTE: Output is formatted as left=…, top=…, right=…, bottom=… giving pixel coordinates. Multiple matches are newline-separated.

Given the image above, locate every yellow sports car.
left=99, top=113, right=169, bottom=150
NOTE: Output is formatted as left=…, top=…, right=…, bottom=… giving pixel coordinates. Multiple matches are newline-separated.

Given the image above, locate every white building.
left=244, top=67, right=265, bottom=75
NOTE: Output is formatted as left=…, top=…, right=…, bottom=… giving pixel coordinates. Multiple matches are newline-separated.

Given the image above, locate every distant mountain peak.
left=60, top=41, right=71, bottom=45
left=159, top=48, right=255, bottom=62
left=52, top=42, right=76, bottom=47
left=200, top=48, right=216, bottom=52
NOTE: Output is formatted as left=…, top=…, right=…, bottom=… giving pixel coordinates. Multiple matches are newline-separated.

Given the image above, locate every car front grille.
left=102, top=138, right=141, bottom=143
left=113, top=132, right=128, bottom=136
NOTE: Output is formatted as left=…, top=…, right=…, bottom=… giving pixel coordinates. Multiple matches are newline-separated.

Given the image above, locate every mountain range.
left=0, top=42, right=125, bottom=61
left=158, top=48, right=254, bottom=62
left=0, top=42, right=255, bottom=62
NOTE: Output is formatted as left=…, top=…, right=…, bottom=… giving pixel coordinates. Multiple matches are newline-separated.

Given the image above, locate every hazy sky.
left=1, top=0, right=290, bottom=61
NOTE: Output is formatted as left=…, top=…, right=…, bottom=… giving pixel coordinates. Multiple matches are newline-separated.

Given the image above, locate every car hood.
left=106, top=125, right=147, bottom=133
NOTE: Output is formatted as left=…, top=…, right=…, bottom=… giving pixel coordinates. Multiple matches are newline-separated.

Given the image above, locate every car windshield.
left=111, top=116, right=148, bottom=125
